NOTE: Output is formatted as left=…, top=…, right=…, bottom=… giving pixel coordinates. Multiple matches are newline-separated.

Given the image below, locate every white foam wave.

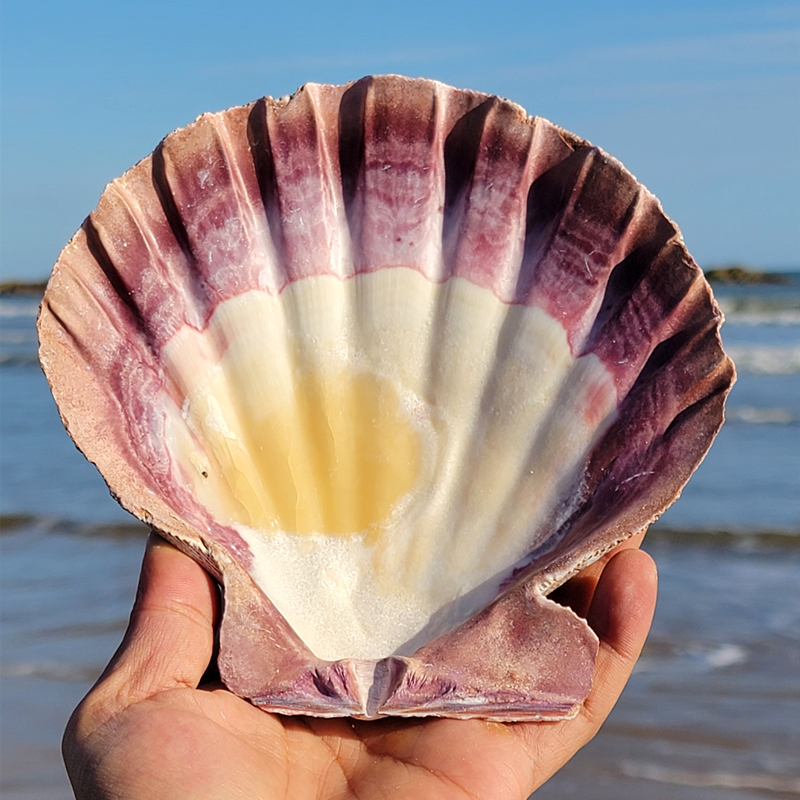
left=723, top=308, right=800, bottom=326
left=0, top=661, right=100, bottom=683
left=0, top=301, right=40, bottom=318
left=718, top=297, right=800, bottom=326
left=726, top=406, right=797, bottom=424
left=686, top=642, right=748, bottom=672
left=703, top=643, right=747, bottom=669
left=635, top=640, right=750, bottom=675
left=725, top=345, right=800, bottom=375
left=621, top=761, right=800, bottom=793
left=0, top=331, right=37, bottom=344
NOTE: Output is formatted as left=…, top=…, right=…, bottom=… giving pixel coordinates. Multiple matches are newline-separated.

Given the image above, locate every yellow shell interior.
left=160, top=268, right=618, bottom=661
left=176, top=367, right=422, bottom=538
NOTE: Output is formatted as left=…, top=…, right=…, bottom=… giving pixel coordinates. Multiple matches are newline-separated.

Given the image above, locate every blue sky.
left=2, top=0, right=798, bottom=280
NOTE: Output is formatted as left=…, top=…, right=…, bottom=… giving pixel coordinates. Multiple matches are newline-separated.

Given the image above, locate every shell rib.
left=38, top=75, right=735, bottom=720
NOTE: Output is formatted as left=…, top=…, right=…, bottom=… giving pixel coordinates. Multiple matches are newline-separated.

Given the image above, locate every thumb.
left=580, top=547, right=658, bottom=728
left=97, top=532, right=219, bottom=703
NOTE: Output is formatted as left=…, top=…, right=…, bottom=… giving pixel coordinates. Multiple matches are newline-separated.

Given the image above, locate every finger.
left=580, top=547, right=657, bottom=729
left=98, top=533, right=219, bottom=703
left=509, top=547, right=656, bottom=794
left=550, top=529, right=647, bottom=619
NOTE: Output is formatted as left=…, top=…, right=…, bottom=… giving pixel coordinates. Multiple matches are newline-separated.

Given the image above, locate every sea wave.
left=722, top=307, right=800, bottom=326
left=0, top=660, right=102, bottom=683
left=725, top=344, right=800, bottom=375
left=715, top=288, right=800, bottom=326
left=4, top=514, right=799, bottom=546
left=636, top=639, right=749, bottom=673
left=725, top=405, right=798, bottom=425
left=645, top=526, right=800, bottom=546
left=0, top=353, right=40, bottom=368
left=5, top=292, right=800, bottom=321
left=0, top=300, right=40, bottom=318
left=0, top=331, right=37, bottom=344
left=620, top=762, right=800, bottom=793
left=0, top=515, right=149, bottom=537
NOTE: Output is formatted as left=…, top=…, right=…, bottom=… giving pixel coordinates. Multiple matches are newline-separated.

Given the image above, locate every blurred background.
left=1, top=1, right=798, bottom=797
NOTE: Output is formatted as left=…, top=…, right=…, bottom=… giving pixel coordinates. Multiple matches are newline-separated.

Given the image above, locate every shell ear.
left=216, top=548, right=597, bottom=720
left=373, top=585, right=598, bottom=720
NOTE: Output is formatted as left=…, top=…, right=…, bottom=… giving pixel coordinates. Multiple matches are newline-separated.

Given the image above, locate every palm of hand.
left=64, top=536, right=656, bottom=800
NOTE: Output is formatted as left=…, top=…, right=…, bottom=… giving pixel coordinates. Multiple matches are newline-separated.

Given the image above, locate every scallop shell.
left=38, top=75, right=734, bottom=721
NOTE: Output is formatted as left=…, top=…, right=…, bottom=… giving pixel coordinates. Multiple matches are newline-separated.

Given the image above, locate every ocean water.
left=1, top=275, right=799, bottom=798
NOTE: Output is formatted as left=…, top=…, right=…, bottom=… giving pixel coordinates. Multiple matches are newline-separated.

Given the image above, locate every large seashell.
left=38, top=75, right=734, bottom=721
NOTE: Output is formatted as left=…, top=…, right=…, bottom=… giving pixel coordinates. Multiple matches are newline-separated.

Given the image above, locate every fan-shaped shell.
left=38, top=75, right=734, bottom=720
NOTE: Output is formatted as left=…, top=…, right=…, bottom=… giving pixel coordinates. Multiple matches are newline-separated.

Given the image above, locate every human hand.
left=63, top=532, right=657, bottom=799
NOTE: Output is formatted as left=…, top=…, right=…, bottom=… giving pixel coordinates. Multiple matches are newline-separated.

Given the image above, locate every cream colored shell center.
left=160, top=269, right=617, bottom=661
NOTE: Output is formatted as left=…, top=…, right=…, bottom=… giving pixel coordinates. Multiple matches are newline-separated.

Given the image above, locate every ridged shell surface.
left=38, top=75, right=734, bottom=720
